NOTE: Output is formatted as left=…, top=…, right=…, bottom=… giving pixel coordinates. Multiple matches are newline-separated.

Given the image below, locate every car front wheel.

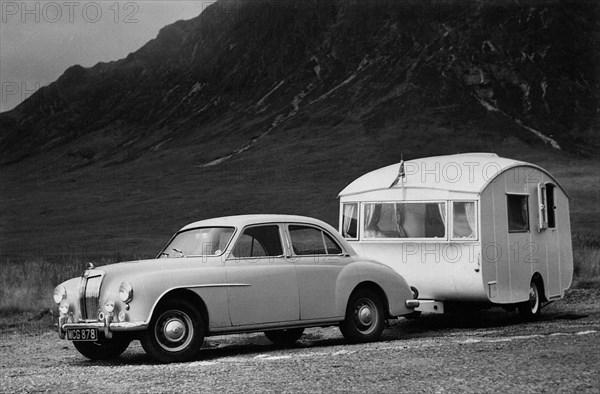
left=141, top=298, right=204, bottom=363
left=264, top=328, right=304, bottom=346
left=340, top=288, right=385, bottom=343
left=73, top=337, right=130, bottom=360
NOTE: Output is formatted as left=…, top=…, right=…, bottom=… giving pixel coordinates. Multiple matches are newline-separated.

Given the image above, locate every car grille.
left=80, top=274, right=103, bottom=321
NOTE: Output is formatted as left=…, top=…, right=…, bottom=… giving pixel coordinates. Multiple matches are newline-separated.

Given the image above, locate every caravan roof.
left=338, top=153, right=564, bottom=197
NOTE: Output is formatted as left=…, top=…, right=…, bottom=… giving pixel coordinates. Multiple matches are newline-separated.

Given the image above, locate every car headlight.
left=105, top=300, right=115, bottom=313
left=119, top=281, right=133, bottom=303
left=53, top=285, right=67, bottom=304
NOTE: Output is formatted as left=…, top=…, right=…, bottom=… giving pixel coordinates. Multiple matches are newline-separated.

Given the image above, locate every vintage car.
left=53, top=214, right=417, bottom=363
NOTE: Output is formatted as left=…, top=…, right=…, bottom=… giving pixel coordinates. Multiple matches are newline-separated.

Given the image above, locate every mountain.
left=1, top=0, right=598, bottom=262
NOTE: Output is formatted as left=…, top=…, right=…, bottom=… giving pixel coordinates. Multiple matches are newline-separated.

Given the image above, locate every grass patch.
left=0, top=258, right=114, bottom=316
left=0, top=311, right=56, bottom=335
left=1, top=234, right=598, bottom=319
left=572, top=232, right=600, bottom=289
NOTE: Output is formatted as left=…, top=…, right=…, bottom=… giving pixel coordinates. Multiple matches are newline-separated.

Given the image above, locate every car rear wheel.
left=141, top=298, right=204, bottom=363
left=73, top=337, right=130, bottom=360
left=264, top=328, right=304, bottom=346
left=340, top=288, right=384, bottom=343
left=518, top=280, right=541, bottom=318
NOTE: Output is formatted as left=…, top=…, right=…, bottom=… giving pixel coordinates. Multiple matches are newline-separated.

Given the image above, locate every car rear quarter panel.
left=335, top=260, right=414, bottom=317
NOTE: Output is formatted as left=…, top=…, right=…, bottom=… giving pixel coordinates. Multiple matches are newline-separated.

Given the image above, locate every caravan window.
left=507, top=194, right=529, bottom=233
left=452, top=202, right=477, bottom=239
left=341, top=203, right=358, bottom=239
left=537, top=183, right=556, bottom=230
left=546, top=184, right=556, bottom=228
left=362, top=202, right=446, bottom=239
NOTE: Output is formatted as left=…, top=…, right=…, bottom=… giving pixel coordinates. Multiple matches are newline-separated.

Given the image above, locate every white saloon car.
left=53, top=215, right=416, bottom=363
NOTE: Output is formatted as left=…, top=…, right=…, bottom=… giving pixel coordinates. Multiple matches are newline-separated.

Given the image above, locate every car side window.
left=323, top=232, right=342, bottom=254
left=232, top=225, right=283, bottom=258
left=289, top=225, right=342, bottom=255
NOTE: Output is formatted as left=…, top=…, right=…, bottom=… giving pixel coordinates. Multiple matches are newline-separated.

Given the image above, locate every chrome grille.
left=80, top=274, right=102, bottom=321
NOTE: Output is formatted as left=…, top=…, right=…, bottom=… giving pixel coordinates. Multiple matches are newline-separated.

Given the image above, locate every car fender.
left=335, top=259, right=414, bottom=317
left=102, top=265, right=232, bottom=329
left=58, top=277, right=83, bottom=320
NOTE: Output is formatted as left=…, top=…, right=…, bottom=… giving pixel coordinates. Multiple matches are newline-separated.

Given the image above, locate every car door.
left=286, top=224, right=349, bottom=321
left=226, top=223, right=300, bottom=326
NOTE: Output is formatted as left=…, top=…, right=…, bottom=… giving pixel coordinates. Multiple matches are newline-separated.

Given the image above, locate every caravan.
left=338, top=153, right=573, bottom=316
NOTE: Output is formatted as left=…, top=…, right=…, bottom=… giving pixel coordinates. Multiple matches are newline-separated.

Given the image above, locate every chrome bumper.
left=59, top=316, right=148, bottom=339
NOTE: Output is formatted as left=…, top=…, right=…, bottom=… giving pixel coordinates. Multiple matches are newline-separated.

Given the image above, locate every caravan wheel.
left=518, top=281, right=541, bottom=318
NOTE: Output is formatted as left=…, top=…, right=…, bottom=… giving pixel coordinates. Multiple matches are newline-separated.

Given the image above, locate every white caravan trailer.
left=338, top=153, right=573, bottom=316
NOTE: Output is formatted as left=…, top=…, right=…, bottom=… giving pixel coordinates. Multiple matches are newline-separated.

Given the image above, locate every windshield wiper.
left=159, top=252, right=169, bottom=257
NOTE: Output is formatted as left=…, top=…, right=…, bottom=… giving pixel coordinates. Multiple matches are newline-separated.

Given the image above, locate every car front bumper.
left=58, top=316, right=148, bottom=339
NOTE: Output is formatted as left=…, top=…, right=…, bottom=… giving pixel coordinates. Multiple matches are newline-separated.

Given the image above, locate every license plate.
left=67, top=328, right=99, bottom=341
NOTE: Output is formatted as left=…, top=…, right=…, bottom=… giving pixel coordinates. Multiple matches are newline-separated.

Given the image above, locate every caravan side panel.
left=480, top=175, right=512, bottom=303
left=341, top=188, right=487, bottom=303
left=480, top=177, right=502, bottom=302
left=480, top=165, right=573, bottom=304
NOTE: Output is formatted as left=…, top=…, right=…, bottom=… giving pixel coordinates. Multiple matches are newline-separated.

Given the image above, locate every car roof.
left=179, top=214, right=336, bottom=232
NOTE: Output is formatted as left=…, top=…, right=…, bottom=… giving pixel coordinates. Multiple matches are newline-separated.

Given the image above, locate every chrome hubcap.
left=164, top=319, right=186, bottom=342
left=354, top=298, right=378, bottom=334
left=358, top=305, right=373, bottom=326
left=155, top=310, right=194, bottom=352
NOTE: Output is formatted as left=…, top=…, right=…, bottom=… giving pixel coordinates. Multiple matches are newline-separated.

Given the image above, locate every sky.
left=1, top=0, right=215, bottom=112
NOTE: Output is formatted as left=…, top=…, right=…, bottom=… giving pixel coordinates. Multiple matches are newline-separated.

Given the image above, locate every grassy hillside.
left=0, top=0, right=598, bottom=315
left=1, top=111, right=598, bottom=315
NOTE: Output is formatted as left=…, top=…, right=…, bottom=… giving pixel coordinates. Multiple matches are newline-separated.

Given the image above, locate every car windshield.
left=159, top=227, right=235, bottom=258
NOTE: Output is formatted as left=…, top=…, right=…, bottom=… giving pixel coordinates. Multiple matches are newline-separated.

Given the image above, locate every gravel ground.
left=1, top=289, right=599, bottom=393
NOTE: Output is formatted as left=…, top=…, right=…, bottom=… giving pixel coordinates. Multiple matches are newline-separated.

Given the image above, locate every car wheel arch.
left=149, top=288, right=209, bottom=333
left=348, top=281, right=391, bottom=319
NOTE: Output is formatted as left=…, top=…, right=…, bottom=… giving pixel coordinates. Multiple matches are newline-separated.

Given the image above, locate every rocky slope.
left=0, top=0, right=598, bottom=261
left=1, top=0, right=598, bottom=165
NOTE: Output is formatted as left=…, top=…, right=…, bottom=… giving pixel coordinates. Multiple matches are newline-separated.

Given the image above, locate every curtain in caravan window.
left=342, top=203, right=357, bottom=238
left=453, top=202, right=476, bottom=239
left=394, top=204, right=407, bottom=237
left=363, top=204, right=382, bottom=237
left=465, top=202, right=477, bottom=238
left=363, top=202, right=445, bottom=238
left=438, top=204, right=446, bottom=226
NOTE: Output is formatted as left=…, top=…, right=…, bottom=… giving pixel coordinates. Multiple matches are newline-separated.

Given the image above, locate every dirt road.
left=2, top=289, right=599, bottom=393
